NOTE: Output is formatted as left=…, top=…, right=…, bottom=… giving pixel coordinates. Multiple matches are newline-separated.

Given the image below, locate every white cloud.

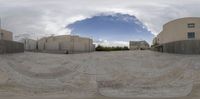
left=95, top=39, right=129, bottom=47
left=0, top=0, right=200, bottom=41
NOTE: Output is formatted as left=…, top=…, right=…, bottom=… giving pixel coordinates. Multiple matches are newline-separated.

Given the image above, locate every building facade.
left=153, top=17, right=200, bottom=54
left=0, top=29, right=24, bottom=54
left=0, top=29, right=13, bottom=41
left=129, top=41, right=149, bottom=50
left=22, top=39, right=37, bottom=51
left=37, top=35, right=95, bottom=54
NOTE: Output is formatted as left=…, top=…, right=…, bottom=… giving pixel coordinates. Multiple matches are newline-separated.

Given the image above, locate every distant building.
left=153, top=17, right=200, bottom=54
left=36, top=35, right=95, bottom=54
left=22, top=39, right=37, bottom=51
left=129, top=41, right=149, bottom=50
left=0, top=29, right=13, bottom=41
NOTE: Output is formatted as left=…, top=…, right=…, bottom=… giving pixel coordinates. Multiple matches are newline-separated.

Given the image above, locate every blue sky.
left=67, top=13, right=154, bottom=46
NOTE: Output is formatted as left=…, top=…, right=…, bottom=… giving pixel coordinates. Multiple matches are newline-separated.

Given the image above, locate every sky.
left=67, top=13, right=154, bottom=46
left=1, top=0, right=200, bottom=46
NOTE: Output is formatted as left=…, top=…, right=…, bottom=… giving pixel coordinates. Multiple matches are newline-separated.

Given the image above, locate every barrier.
left=0, top=40, right=24, bottom=54
left=153, top=40, right=200, bottom=54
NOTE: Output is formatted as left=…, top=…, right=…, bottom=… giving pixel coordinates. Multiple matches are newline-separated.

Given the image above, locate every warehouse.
left=153, top=17, right=200, bottom=54
left=129, top=41, right=149, bottom=50
left=37, top=35, right=95, bottom=54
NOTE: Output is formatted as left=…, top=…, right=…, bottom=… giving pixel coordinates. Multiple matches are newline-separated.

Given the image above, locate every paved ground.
left=0, top=51, right=199, bottom=99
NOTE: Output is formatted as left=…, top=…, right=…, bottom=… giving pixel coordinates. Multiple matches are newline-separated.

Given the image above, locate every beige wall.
left=129, top=41, right=149, bottom=50
left=155, top=17, right=200, bottom=45
left=59, top=36, right=71, bottom=52
left=74, top=37, right=93, bottom=52
left=37, top=35, right=94, bottom=53
left=0, top=29, right=13, bottom=41
left=22, top=39, right=37, bottom=51
left=38, top=37, right=46, bottom=51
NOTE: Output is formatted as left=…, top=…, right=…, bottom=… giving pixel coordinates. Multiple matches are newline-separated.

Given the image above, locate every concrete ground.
left=0, top=51, right=200, bottom=99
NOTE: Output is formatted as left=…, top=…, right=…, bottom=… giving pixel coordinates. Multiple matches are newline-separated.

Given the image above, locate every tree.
left=95, top=45, right=129, bottom=51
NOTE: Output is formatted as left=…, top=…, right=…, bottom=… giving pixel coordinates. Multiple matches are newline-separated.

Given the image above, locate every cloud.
left=94, top=39, right=129, bottom=47
left=1, top=0, right=200, bottom=41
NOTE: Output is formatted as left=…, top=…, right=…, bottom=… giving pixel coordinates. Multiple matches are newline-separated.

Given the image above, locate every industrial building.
left=0, top=29, right=24, bottom=54
left=129, top=41, right=149, bottom=50
left=23, top=35, right=95, bottom=54
left=153, top=17, right=200, bottom=54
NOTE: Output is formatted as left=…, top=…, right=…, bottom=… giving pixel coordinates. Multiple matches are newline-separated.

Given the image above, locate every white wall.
left=23, top=39, right=37, bottom=51
left=38, top=38, right=46, bottom=51
left=37, top=35, right=94, bottom=53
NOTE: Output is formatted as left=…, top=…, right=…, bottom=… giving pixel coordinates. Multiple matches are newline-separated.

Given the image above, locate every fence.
left=153, top=40, right=200, bottom=54
left=0, top=40, right=24, bottom=54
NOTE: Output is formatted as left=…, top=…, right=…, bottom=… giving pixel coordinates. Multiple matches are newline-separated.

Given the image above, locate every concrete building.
left=0, top=29, right=13, bottom=41
left=153, top=17, right=200, bottom=54
left=37, top=35, right=95, bottom=54
left=22, top=39, right=37, bottom=51
left=0, top=29, right=24, bottom=54
left=129, top=41, right=149, bottom=50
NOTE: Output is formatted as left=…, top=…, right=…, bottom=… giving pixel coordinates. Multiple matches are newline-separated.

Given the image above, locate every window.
left=187, top=32, right=195, bottom=39
left=188, top=23, right=195, bottom=28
